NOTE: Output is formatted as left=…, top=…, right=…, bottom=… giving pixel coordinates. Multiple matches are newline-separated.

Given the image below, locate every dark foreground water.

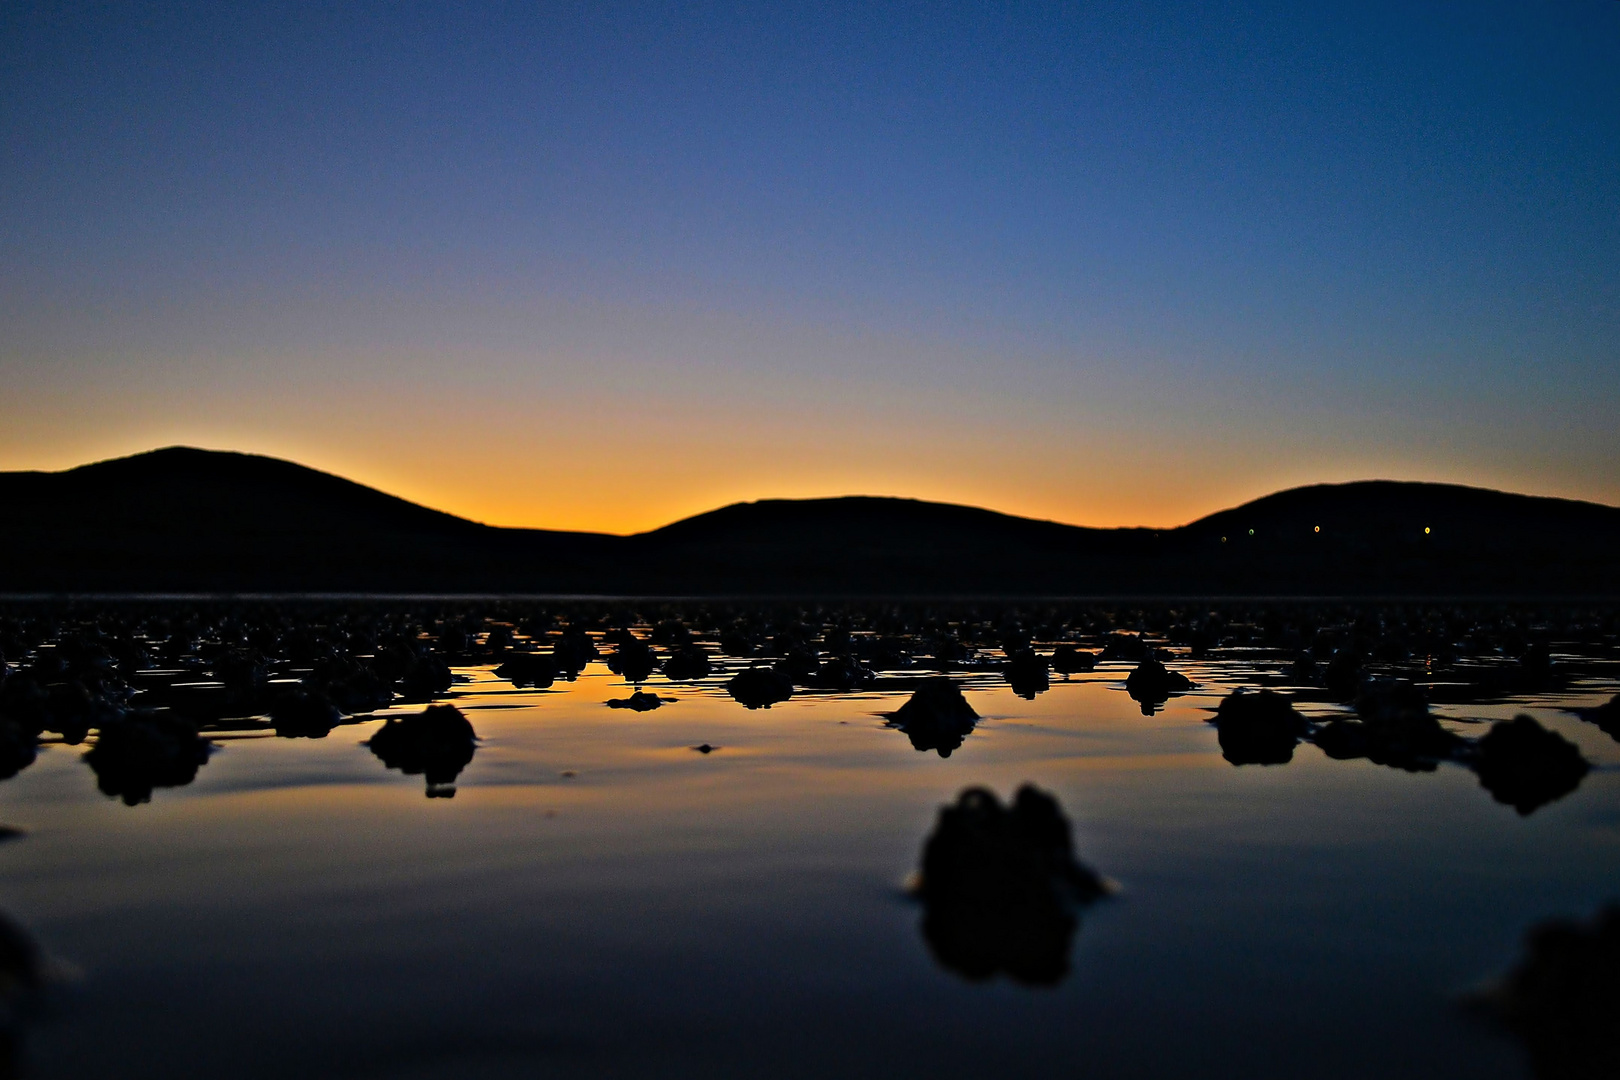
left=0, top=603, right=1615, bottom=1079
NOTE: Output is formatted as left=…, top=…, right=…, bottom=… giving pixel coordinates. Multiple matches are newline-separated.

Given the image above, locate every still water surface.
left=1, top=657, right=1616, bottom=1078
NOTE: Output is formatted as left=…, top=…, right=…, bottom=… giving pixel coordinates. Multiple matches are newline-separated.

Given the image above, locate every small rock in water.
left=607, top=639, right=658, bottom=684
left=887, top=678, right=979, bottom=758
left=1124, top=657, right=1193, bottom=715
left=1311, top=718, right=1371, bottom=760
left=83, top=713, right=211, bottom=806
left=914, top=785, right=1109, bottom=986
left=691, top=743, right=719, bottom=754
left=366, top=704, right=478, bottom=798
left=1212, top=689, right=1306, bottom=766
left=808, top=655, right=876, bottom=691
left=606, top=691, right=664, bottom=712
left=1350, top=678, right=1464, bottom=771
left=268, top=690, right=343, bottom=738
left=1049, top=645, right=1098, bottom=676
left=1003, top=649, right=1050, bottom=700
left=1473, top=714, right=1589, bottom=816
left=494, top=652, right=557, bottom=689
left=661, top=645, right=712, bottom=682
left=726, top=667, right=794, bottom=710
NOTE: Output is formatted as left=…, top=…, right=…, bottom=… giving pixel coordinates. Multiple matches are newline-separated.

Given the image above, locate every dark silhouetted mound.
left=268, top=690, right=343, bottom=738
left=1350, top=678, right=1464, bottom=771
left=1573, top=694, right=1620, bottom=743
left=397, top=654, right=453, bottom=701
left=1474, top=904, right=1620, bottom=1080
left=552, top=629, right=600, bottom=675
left=808, top=655, right=875, bottom=691
left=1213, top=690, right=1307, bottom=766
left=606, top=691, right=664, bottom=712
left=0, top=721, right=36, bottom=782
left=607, top=638, right=657, bottom=684
left=1474, top=715, right=1589, bottom=816
left=888, top=678, right=979, bottom=758
left=726, top=667, right=794, bottom=710
left=1312, top=718, right=1371, bottom=760
left=1050, top=645, right=1098, bottom=676
left=914, top=785, right=1108, bottom=986
left=84, top=713, right=211, bottom=806
left=1004, top=649, right=1050, bottom=700
left=1124, top=657, right=1193, bottom=715
left=367, top=704, right=478, bottom=798
left=660, top=645, right=712, bottom=682
left=495, top=652, right=556, bottom=689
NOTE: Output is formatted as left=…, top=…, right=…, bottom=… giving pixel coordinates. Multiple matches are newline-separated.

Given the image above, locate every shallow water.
left=1, top=651, right=1617, bottom=1079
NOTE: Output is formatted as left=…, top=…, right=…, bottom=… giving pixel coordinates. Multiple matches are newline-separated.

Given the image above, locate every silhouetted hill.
left=0, top=448, right=613, bottom=592
left=0, top=448, right=1615, bottom=595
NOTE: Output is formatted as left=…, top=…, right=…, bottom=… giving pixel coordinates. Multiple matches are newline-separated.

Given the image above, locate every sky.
left=2, top=1, right=1617, bottom=534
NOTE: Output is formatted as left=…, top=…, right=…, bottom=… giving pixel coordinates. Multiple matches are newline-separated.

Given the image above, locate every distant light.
left=1314, top=525, right=1320, bottom=533
left=1247, top=528, right=1254, bottom=536
left=1424, top=526, right=1431, bottom=535
left=1221, top=536, right=1227, bottom=543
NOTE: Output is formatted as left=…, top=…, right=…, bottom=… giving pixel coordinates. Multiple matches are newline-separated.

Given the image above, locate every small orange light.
left=1424, top=526, right=1431, bottom=535
left=1314, top=525, right=1320, bottom=533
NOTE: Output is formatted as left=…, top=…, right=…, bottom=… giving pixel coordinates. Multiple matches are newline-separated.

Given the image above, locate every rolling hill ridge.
left=0, top=447, right=1614, bottom=596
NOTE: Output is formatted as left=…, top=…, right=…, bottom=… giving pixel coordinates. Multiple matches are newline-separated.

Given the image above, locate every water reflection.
left=0, top=600, right=1612, bottom=817
left=365, top=704, right=478, bottom=798
left=1208, top=683, right=1596, bottom=815
left=912, top=785, right=1109, bottom=986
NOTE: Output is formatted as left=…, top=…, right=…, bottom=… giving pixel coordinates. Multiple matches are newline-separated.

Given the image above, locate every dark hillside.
left=0, top=448, right=1614, bottom=595
left=0, top=448, right=614, bottom=592
left=1173, top=481, right=1620, bottom=595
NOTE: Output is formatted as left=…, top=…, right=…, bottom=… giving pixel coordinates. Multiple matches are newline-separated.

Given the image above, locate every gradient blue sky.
left=3, top=1, right=1617, bottom=532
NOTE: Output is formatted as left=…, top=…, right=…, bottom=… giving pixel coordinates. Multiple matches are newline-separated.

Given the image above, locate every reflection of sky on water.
left=0, top=664, right=1615, bottom=1078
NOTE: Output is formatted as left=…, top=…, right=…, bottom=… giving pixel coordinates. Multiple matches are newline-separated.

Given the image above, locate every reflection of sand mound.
left=366, top=704, right=478, bottom=798
left=1472, top=904, right=1620, bottom=1080
left=913, top=785, right=1108, bottom=986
